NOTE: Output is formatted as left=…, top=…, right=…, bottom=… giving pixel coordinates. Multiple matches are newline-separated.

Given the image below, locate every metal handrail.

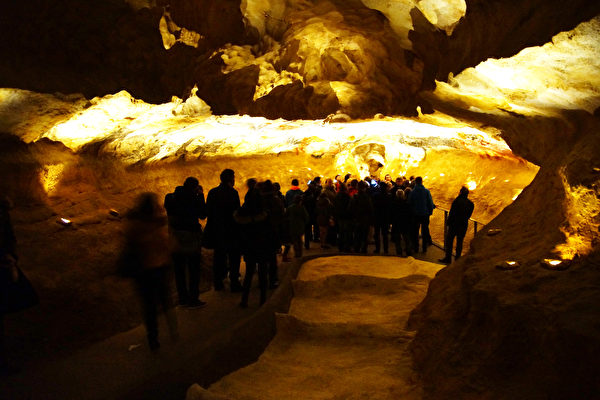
left=432, top=206, right=485, bottom=253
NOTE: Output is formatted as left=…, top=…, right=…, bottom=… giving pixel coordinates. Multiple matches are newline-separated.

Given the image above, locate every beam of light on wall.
left=40, top=164, right=66, bottom=195
left=553, top=169, right=600, bottom=260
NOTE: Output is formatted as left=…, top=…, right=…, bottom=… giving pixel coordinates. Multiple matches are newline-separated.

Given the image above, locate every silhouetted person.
left=303, top=181, right=320, bottom=249
left=334, top=182, right=353, bottom=252
left=273, top=182, right=285, bottom=208
left=285, top=179, right=303, bottom=207
left=164, top=177, right=207, bottom=308
left=349, top=181, right=374, bottom=253
left=205, top=169, right=243, bottom=292
left=260, top=180, right=285, bottom=289
left=372, top=182, right=393, bottom=254
left=0, top=196, right=16, bottom=375
left=0, top=196, right=38, bottom=375
left=321, top=182, right=337, bottom=246
left=439, top=186, right=474, bottom=263
left=316, top=191, right=334, bottom=249
left=235, top=188, right=271, bottom=307
left=408, top=176, right=435, bottom=253
left=348, top=179, right=358, bottom=197
left=121, top=193, right=178, bottom=351
left=282, top=195, right=309, bottom=259
left=391, top=189, right=413, bottom=257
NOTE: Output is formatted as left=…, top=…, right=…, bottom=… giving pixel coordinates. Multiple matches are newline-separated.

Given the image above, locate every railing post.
left=443, top=210, right=448, bottom=251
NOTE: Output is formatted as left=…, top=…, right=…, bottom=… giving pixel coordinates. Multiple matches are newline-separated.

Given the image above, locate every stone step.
left=203, top=336, right=422, bottom=400
left=276, top=312, right=416, bottom=340
left=292, top=273, right=431, bottom=298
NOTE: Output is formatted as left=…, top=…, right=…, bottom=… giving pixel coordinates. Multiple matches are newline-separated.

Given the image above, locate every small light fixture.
left=496, top=260, right=520, bottom=270
left=540, top=258, right=571, bottom=271
left=58, top=217, right=72, bottom=226
left=487, top=228, right=502, bottom=236
left=109, top=209, right=120, bottom=217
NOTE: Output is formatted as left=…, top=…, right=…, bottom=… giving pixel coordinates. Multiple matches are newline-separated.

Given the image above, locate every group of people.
left=1, top=167, right=475, bottom=356
left=119, top=168, right=475, bottom=350
left=291, top=173, right=473, bottom=264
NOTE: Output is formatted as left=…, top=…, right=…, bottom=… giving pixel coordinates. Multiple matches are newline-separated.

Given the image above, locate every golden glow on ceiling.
left=33, top=90, right=512, bottom=170
left=0, top=88, right=515, bottom=172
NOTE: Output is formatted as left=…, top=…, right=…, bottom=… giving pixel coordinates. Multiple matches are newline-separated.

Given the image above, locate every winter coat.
left=447, top=193, right=474, bottom=234
left=164, top=185, right=206, bottom=232
left=234, top=192, right=272, bottom=260
left=285, top=187, right=303, bottom=207
left=285, top=203, right=309, bottom=238
left=391, top=197, right=412, bottom=235
left=333, top=191, right=352, bottom=221
left=408, top=183, right=435, bottom=217
left=349, top=192, right=374, bottom=227
left=120, top=214, right=172, bottom=277
left=261, top=192, right=285, bottom=249
left=316, top=194, right=334, bottom=227
left=204, top=183, right=241, bottom=250
left=372, top=190, right=393, bottom=224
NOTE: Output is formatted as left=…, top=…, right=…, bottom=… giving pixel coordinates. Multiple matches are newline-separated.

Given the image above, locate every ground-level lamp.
left=540, top=258, right=571, bottom=271
left=496, top=260, right=520, bottom=270
left=57, top=217, right=72, bottom=227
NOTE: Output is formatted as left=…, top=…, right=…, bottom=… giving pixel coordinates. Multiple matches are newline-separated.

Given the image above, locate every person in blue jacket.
left=408, top=176, right=435, bottom=253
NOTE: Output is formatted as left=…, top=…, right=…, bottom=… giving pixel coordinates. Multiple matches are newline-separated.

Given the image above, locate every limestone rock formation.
left=406, top=16, right=600, bottom=399
left=3, top=0, right=598, bottom=119
left=1, top=0, right=600, bottom=398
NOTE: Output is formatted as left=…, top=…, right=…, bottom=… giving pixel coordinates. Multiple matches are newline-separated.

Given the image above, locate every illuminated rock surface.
left=187, top=256, right=442, bottom=400
left=0, top=0, right=599, bottom=398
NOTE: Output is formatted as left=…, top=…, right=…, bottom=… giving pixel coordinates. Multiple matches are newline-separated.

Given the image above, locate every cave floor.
left=0, top=245, right=445, bottom=400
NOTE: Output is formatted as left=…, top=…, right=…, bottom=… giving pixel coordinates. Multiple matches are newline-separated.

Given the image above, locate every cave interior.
left=0, top=0, right=599, bottom=398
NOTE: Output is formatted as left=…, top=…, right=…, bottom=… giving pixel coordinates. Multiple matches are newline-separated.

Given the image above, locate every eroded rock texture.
left=2, top=0, right=599, bottom=118
left=1, top=1, right=600, bottom=399
left=407, top=25, right=600, bottom=396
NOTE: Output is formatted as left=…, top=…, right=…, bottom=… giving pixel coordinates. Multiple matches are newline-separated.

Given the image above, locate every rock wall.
left=408, top=87, right=600, bottom=400
left=2, top=0, right=599, bottom=118
left=411, top=0, right=600, bottom=84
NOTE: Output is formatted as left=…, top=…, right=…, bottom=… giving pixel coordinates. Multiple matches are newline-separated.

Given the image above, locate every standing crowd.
left=118, top=168, right=474, bottom=349
left=1, top=168, right=475, bottom=356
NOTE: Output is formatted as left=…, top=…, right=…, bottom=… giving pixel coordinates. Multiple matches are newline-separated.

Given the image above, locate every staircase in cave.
left=189, top=256, right=443, bottom=400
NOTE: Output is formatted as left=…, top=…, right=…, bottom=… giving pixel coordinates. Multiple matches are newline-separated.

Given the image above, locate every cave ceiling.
left=1, top=3, right=599, bottom=397
left=1, top=0, right=599, bottom=119
left=1, top=1, right=599, bottom=260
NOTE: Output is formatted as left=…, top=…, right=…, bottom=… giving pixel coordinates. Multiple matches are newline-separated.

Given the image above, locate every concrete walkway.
left=0, top=245, right=445, bottom=400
